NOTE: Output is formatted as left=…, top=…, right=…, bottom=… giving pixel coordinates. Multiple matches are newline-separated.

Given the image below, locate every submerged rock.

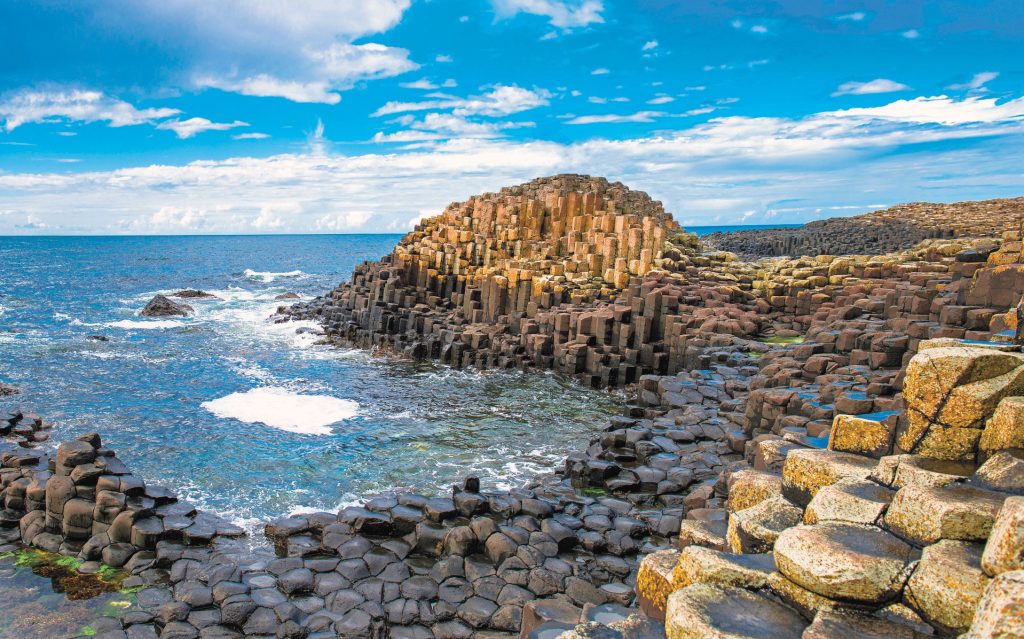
left=141, top=294, right=193, bottom=317
left=171, top=289, right=217, bottom=299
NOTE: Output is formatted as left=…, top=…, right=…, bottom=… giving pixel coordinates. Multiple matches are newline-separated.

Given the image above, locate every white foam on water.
left=243, top=268, right=306, bottom=283
left=201, top=386, right=358, bottom=435
left=105, top=319, right=185, bottom=329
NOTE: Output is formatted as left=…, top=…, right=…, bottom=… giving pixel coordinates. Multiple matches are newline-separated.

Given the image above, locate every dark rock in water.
left=141, top=294, right=193, bottom=317
left=0, top=382, right=19, bottom=396
left=172, top=289, right=217, bottom=299
left=276, top=292, right=300, bottom=300
left=87, top=335, right=110, bottom=342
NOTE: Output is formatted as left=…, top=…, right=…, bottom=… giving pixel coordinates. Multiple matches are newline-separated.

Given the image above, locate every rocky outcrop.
left=141, top=294, right=193, bottom=317
left=703, top=197, right=1024, bottom=257
left=636, top=342, right=1024, bottom=639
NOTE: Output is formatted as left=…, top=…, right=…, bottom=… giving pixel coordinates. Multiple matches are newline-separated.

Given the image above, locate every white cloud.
left=832, top=78, right=911, bottom=96
left=373, top=85, right=550, bottom=117
left=57, top=131, right=77, bottom=137
left=491, top=0, right=604, bottom=29
left=156, top=117, right=248, bottom=139
left=0, top=88, right=179, bottom=132
left=316, top=211, right=373, bottom=231
left=233, top=132, right=270, bottom=140
left=148, top=206, right=209, bottom=230
left=401, top=78, right=440, bottom=90
left=566, top=111, right=666, bottom=125
left=588, top=97, right=608, bottom=104
left=85, top=1, right=416, bottom=104
left=2, top=95, right=1023, bottom=233
left=902, top=29, right=920, bottom=39
left=642, top=40, right=658, bottom=51
left=647, top=96, right=675, bottom=105
left=835, top=11, right=867, bottom=21
left=591, top=68, right=610, bottom=75
left=436, top=54, right=453, bottom=63
left=947, top=71, right=999, bottom=92
left=750, top=25, right=768, bottom=33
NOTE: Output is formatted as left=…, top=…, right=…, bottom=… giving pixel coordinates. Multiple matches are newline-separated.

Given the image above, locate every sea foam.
left=242, top=268, right=306, bottom=283
left=201, top=386, right=358, bottom=435
left=105, top=319, right=184, bottom=329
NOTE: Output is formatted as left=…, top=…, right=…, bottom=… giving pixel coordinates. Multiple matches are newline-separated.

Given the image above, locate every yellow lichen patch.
left=980, top=396, right=1024, bottom=454
left=635, top=549, right=680, bottom=620
left=829, top=414, right=893, bottom=458
left=726, top=469, right=783, bottom=513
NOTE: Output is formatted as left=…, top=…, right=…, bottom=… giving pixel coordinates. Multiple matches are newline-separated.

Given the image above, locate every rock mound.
left=141, top=294, right=193, bottom=317
left=703, top=197, right=1024, bottom=257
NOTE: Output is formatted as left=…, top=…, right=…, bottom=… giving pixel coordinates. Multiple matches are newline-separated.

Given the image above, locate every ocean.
left=0, top=226, right=788, bottom=530
left=0, top=235, right=627, bottom=531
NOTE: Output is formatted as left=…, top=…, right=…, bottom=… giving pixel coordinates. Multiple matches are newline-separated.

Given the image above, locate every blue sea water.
left=0, top=235, right=624, bottom=530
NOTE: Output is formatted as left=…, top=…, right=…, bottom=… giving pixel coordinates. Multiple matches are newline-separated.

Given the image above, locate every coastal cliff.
left=3, top=176, right=1024, bottom=639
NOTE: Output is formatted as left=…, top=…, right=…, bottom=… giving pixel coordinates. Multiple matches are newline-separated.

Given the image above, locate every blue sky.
left=1, top=0, right=1022, bottom=234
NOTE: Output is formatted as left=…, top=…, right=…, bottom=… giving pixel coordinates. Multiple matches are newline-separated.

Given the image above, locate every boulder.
left=905, top=540, right=990, bottom=635
left=141, top=294, right=193, bottom=317
left=635, top=549, right=678, bottom=621
left=962, top=570, right=1024, bottom=639
left=981, top=496, right=1024, bottom=577
left=980, top=395, right=1024, bottom=456
left=774, top=523, right=915, bottom=604
left=726, top=495, right=803, bottom=554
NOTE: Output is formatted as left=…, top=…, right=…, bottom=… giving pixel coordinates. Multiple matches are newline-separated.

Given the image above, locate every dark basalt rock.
left=141, top=294, right=193, bottom=317
left=172, top=289, right=217, bottom=299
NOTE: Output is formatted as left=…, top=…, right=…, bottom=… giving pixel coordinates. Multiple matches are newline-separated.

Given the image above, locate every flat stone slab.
left=672, top=546, right=775, bottom=591
left=802, top=610, right=931, bottom=639
left=803, top=477, right=893, bottom=526
left=885, top=483, right=1005, bottom=545
left=665, top=584, right=806, bottom=639
left=782, top=449, right=877, bottom=506
left=774, top=522, right=915, bottom=604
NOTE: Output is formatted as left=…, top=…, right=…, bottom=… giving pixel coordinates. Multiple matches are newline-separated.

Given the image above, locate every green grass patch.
left=760, top=335, right=805, bottom=345
left=582, top=487, right=608, bottom=497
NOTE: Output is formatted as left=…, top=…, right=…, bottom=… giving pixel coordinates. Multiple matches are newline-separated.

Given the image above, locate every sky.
left=0, top=0, right=1022, bottom=235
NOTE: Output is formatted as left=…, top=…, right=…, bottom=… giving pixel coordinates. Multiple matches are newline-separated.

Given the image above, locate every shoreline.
left=2, top=177, right=1023, bottom=639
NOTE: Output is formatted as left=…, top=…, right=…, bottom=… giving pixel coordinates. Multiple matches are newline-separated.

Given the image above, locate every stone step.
left=781, top=449, right=878, bottom=506
left=884, top=483, right=1005, bottom=545
left=773, top=522, right=917, bottom=605
left=665, top=584, right=806, bottom=639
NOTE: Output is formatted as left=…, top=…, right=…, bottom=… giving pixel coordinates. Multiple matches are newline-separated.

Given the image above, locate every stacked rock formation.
left=0, top=433, right=244, bottom=568
left=635, top=341, right=1024, bottom=639
left=703, top=197, right=1024, bottom=257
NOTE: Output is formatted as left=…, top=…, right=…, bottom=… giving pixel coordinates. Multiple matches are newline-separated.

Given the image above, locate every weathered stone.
left=664, top=584, right=806, bottom=639
left=884, top=483, right=1005, bottom=545
left=981, top=495, right=1024, bottom=577
left=726, top=495, right=803, bottom=554
left=980, top=395, right=1024, bottom=455
left=782, top=449, right=877, bottom=506
left=829, top=415, right=893, bottom=458
left=802, top=610, right=929, bottom=639
left=671, top=546, right=775, bottom=590
left=803, top=477, right=893, bottom=526
left=634, top=549, right=678, bottom=620
left=726, top=469, right=782, bottom=513
left=961, top=570, right=1024, bottom=639
left=905, top=540, right=989, bottom=635
left=774, top=523, right=915, bottom=604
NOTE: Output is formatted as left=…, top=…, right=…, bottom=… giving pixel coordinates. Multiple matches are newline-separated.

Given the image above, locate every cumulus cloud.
left=642, top=41, right=658, bottom=51
left=233, top=132, right=270, bottom=140
left=316, top=211, right=374, bottom=231
left=73, top=1, right=417, bottom=104
left=0, top=88, right=179, bottom=132
left=491, top=0, right=604, bottom=29
left=2, top=95, right=1023, bottom=233
left=156, top=117, right=248, bottom=139
left=832, top=78, right=911, bottom=96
